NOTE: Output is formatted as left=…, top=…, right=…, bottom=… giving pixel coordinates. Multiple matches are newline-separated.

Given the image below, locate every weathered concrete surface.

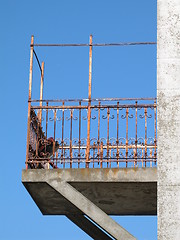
left=66, top=214, right=114, bottom=240
left=48, top=179, right=136, bottom=240
left=22, top=168, right=157, bottom=215
left=157, top=0, right=180, bottom=239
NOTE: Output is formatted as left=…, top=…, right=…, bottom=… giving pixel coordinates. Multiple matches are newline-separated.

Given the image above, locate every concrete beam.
left=66, top=214, right=113, bottom=240
left=47, top=179, right=136, bottom=240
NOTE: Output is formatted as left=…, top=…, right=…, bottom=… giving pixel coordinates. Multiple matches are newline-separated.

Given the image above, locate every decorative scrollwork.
left=147, top=137, right=155, bottom=144
left=118, top=137, right=126, bottom=145
left=147, top=113, right=152, bottom=118
left=72, top=138, right=79, bottom=146
left=137, top=137, right=145, bottom=145
left=128, top=138, right=136, bottom=145
left=110, top=137, right=117, bottom=145
left=82, top=109, right=88, bottom=120
left=90, top=138, right=98, bottom=145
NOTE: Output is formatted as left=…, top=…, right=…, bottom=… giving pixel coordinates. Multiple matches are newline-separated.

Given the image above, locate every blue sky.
left=0, top=1, right=157, bottom=239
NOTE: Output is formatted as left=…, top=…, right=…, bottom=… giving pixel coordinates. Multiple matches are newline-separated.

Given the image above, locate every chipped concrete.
left=157, top=0, right=180, bottom=239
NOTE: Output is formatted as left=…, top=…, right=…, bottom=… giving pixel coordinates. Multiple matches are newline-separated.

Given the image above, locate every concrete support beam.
left=66, top=214, right=113, bottom=240
left=157, top=0, right=180, bottom=239
left=47, top=179, right=136, bottom=240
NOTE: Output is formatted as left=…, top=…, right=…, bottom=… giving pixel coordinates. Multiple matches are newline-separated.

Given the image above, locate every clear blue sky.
left=0, top=1, right=157, bottom=239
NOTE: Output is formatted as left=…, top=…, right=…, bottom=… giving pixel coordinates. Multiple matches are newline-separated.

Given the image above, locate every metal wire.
left=31, top=42, right=156, bottom=47
left=33, top=49, right=42, bottom=72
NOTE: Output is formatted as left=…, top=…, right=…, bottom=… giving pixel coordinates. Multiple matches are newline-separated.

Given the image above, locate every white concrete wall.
left=157, top=0, right=180, bottom=239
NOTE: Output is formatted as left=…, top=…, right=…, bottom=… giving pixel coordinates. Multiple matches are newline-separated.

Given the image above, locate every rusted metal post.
left=39, top=61, right=44, bottom=124
left=86, top=35, right=93, bottom=167
left=70, top=109, right=73, bottom=168
left=78, top=101, right=81, bottom=168
left=116, top=102, right=119, bottom=167
left=107, top=107, right=110, bottom=167
left=154, top=100, right=157, bottom=165
left=126, top=108, right=129, bottom=167
left=144, top=108, right=147, bottom=167
left=135, top=101, right=138, bottom=166
left=26, top=35, right=34, bottom=169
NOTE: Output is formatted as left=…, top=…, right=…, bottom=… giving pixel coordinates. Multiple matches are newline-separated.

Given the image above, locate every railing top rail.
left=30, top=97, right=156, bottom=103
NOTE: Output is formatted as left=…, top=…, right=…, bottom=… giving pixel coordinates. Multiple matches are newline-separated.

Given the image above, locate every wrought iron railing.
left=26, top=35, right=157, bottom=169
left=26, top=98, right=157, bottom=169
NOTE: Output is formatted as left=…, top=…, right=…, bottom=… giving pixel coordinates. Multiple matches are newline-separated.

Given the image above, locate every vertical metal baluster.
left=26, top=35, right=34, bottom=169
left=53, top=110, right=57, bottom=167
left=78, top=101, right=81, bottom=168
left=70, top=109, right=73, bottom=168
left=145, top=107, right=147, bottom=167
left=36, top=110, right=40, bottom=158
left=97, top=101, right=100, bottom=164
left=116, top=102, right=119, bottom=167
left=45, top=102, right=48, bottom=158
left=46, top=102, right=48, bottom=139
left=107, top=107, right=110, bottom=167
left=56, top=151, right=58, bottom=168
left=109, top=148, right=111, bottom=168
left=135, top=101, right=138, bottom=167
left=100, top=141, right=103, bottom=168
left=61, top=102, right=65, bottom=168
left=154, top=100, right=157, bottom=166
left=93, top=142, right=95, bottom=168
left=126, top=108, right=129, bottom=167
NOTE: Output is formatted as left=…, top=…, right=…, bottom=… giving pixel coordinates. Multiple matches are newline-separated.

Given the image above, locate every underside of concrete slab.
left=22, top=168, right=156, bottom=239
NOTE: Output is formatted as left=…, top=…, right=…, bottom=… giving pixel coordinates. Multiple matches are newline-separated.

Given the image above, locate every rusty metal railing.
left=26, top=98, right=157, bottom=169
left=26, top=35, right=156, bottom=169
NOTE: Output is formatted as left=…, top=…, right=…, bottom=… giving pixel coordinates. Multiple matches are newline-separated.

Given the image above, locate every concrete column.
left=157, top=1, right=180, bottom=239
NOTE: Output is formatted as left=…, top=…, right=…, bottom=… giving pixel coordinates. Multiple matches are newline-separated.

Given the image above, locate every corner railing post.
left=26, top=35, right=34, bottom=169
left=86, top=35, right=93, bottom=168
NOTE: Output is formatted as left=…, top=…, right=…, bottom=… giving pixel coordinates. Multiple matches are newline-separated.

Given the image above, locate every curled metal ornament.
left=110, top=137, right=117, bottom=145
left=82, top=109, right=88, bottom=120
left=72, top=138, right=79, bottom=146
left=118, top=137, right=126, bottom=145
left=137, top=137, right=145, bottom=145
left=147, top=137, right=155, bottom=144
left=128, top=138, right=136, bottom=145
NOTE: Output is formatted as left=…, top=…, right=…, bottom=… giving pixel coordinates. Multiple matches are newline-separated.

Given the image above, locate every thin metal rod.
left=45, top=102, right=48, bottom=138
left=32, top=42, right=156, bottom=47
left=61, top=102, right=65, bottom=167
left=31, top=97, right=156, bottom=103
left=39, top=62, right=44, bottom=124
left=126, top=108, right=129, bottom=168
left=26, top=35, right=34, bottom=169
left=116, top=102, right=119, bottom=166
left=53, top=110, right=56, bottom=157
left=78, top=101, right=81, bottom=168
left=88, top=35, right=93, bottom=101
left=154, top=101, right=157, bottom=164
left=70, top=109, right=73, bottom=168
left=135, top=101, right=138, bottom=166
left=31, top=103, right=155, bottom=110
left=97, top=101, right=101, bottom=164
left=144, top=108, right=147, bottom=167
left=86, top=35, right=93, bottom=167
left=33, top=49, right=42, bottom=72
left=107, top=107, right=110, bottom=167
